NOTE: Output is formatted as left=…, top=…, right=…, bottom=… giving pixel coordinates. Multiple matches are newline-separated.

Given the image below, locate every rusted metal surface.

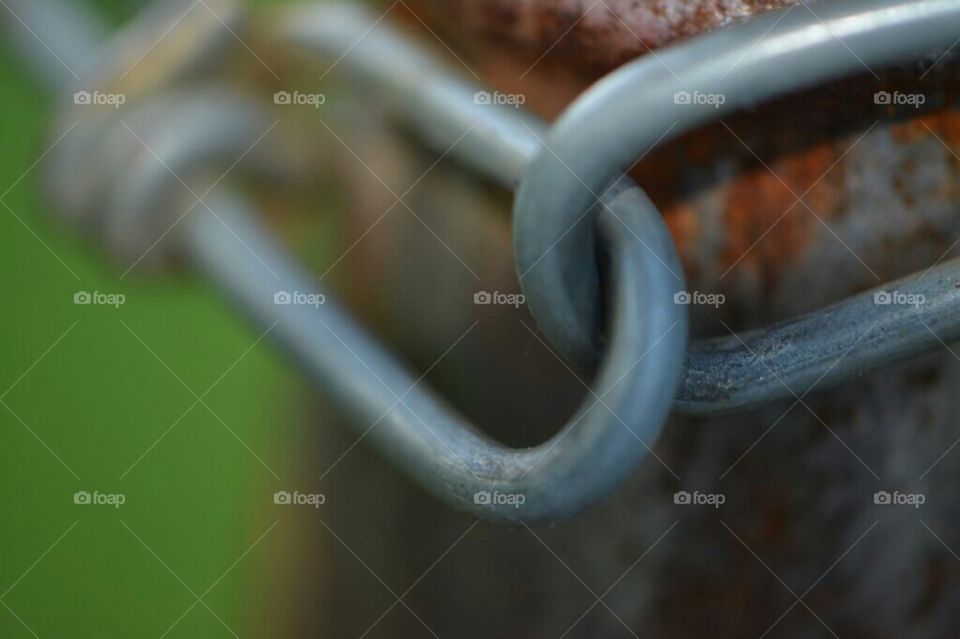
left=391, top=0, right=960, bottom=328
left=301, top=2, right=960, bottom=637
left=400, top=0, right=801, bottom=78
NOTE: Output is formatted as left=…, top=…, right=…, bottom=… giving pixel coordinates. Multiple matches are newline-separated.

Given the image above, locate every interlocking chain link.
left=5, top=0, right=960, bottom=521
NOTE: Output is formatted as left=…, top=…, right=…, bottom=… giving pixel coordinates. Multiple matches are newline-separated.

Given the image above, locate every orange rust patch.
left=717, top=142, right=844, bottom=286
left=895, top=111, right=960, bottom=149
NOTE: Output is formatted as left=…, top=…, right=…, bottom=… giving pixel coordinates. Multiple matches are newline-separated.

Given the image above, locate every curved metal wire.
left=512, top=0, right=960, bottom=411
left=18, top=0, right=689, bottom=523
left=282, top=0, right=960, bottom=415
left=184, top=181, right=686, bottom=523
left=8, top=0, right=960, bottom=521
left=277, top=3, right=544, bottom=189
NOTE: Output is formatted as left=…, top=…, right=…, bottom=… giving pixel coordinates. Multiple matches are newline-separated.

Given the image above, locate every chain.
left=4, top=0, right=960, bottom=522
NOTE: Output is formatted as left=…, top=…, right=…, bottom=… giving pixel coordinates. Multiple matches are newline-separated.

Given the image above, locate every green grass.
left=0, top=2, right=303, bottom=636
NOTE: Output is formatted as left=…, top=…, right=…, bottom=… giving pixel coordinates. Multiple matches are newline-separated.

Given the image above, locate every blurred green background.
left=0, top=1, right=305, bottom=636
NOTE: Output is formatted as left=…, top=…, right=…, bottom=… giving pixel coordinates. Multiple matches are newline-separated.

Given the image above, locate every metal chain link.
left=4, top=0, right=960, bottom=522
left=512, top=0, right=960, bottom=414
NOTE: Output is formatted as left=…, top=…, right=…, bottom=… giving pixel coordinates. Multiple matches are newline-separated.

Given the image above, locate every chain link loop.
left=6, top=0, right=960, bottom=520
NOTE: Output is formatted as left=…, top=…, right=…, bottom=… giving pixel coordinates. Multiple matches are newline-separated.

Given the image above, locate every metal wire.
left=8, top=0, right=690, bottom=523
left=185, top=182, right=686, bottom=523
left=277, top=3, right=544, bottom=189
left=0, top=0, right=105, bottom=92
left=5, top=0, right=960, bottom=521
left=512, top=0, right=960, bottom=412
left=282, top=1, right=960, bottom=414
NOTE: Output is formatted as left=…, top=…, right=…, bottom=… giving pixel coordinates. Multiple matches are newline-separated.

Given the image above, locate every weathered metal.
left=34, top=0, right=693, bottom=525
left=285, top=2, right=960, bottom=414
left=8, top=0, right=960, bottom=635
left=324, top=1, right=960, bottom=637
left=397, top=0, right=960, bottom=307
left=401, top=0, right=802, bottom=78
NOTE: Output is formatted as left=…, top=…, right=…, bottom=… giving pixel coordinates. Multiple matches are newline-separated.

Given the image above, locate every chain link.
left=5, top=0, right=960, bottom=520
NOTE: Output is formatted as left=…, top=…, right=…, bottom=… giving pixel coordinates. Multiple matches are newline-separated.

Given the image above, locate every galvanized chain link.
left=5, top=0, right=960, bottom=522
left=512, top=0, right=960, bottom=414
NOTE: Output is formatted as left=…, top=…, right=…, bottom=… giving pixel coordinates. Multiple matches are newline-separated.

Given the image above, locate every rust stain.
left=895, top=111, right=960, bottom=148
left=718, top=143, right=843, bottom=281
left=400, top=0, right=802, bottom=79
